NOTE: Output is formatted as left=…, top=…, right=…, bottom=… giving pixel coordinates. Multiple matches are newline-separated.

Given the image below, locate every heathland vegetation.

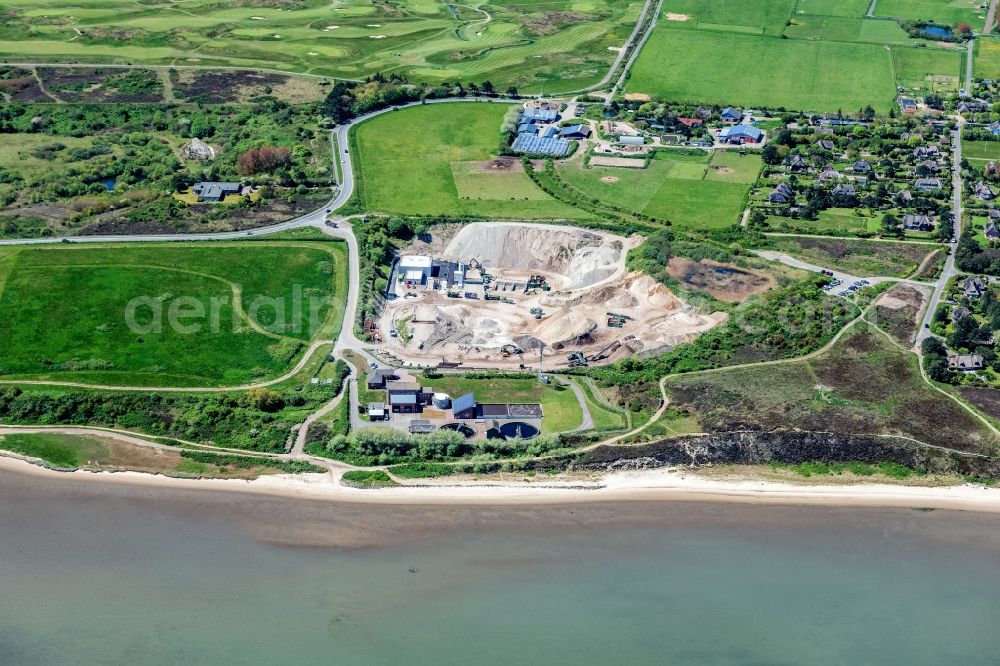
left=0, top=241, right=347, bottom=387
left=0, top=91, right=332, bottom=237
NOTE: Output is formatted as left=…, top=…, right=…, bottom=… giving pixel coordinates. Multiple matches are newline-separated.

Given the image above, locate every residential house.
left=720, top=107, right=743, bottom=123
left=719, top=124, right=763, bottom=144
left=990, top=208, right=1000, bottom=220
left=975, top=181, right=996, bottom=201
left=852, top=159, right=871, bottom=173
left=958, top=101, right=989, bottom=113
left=914, top=177, right=943, bottom=192
left=693, top=106, right=713, bottom=119
left=521, top=107, right=558, bottom=123
left=990, top=122, right=1000, bottom=136
left=191, top=181, right=245, bottom=203
left=832, top=183, right=856, bottom=197
left=787, top=154, right=807, bottom=172
left=985, top=220, right=1000, bottom=241
left=817, top=139, right=835, bottom=151
left=917, top=159, right=940, bottom=174
left=948, top=354, right=984, bottom=371
left=894, top=189, right=914, bottom=205
left=367, top=367, right=399, bottom=390
left=677, top=117, right=704, bottom=128
left=902, top=214, right=934, bottom=232
left=952, top=306, right=971, bottom=321
left=768, top=182, right=794, bottom=204
left=962, top=276, right=986, bottom=300
left=914, top=146, right=940, bottom=159
left=818, top=167, right=841, bottom=183
left=899, top=98, right=917, bottom=114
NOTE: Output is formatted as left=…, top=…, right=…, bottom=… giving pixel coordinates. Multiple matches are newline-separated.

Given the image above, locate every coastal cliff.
left=571, top=430, right=1000, bottom=480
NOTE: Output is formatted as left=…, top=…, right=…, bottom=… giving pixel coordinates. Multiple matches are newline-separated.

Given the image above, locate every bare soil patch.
left=870, top=284, right=928, bottom=346
left=666, top=257, right=775, bottom=302
left=173, top=70, right=317, bottom=104
left=665, top=12, right=690, bottom=21
left=589, top=156, right=646, bottom=168
left=525, top=11, right=590, bottom=36
left=475, top=157, right=523, bottom=172
left=623, top=92, right=651, bottom=102
left=600, top=176, right=619, bottom=183
left=711, top=165, right=734, bottom=174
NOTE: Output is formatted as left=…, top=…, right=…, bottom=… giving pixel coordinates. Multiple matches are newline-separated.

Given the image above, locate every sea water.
left=1, top=472, right=998, bottom=665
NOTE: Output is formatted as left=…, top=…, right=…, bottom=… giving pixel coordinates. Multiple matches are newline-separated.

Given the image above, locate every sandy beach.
left=2, top=453, right=999, bottom=513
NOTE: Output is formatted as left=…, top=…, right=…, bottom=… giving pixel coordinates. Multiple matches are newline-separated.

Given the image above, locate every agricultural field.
left=625, top=29, right=897, bottom=112
left=0, top=0, right=639, bottom=93
left=873, top=0, right=985, bottom=26
left=666, top=324, right=1000, bottom=455
left=0, top=241, right=348, bottom=387
left=975, top=37, right=1000, bottom=80
left=0, top=98, right=332, bottom=237
left=555, top=150, right=761, bottom=228
left=353, top=102, right=586, bottom=219
left=419, top=375, right=584, bottom=433
left=891, top=45, right=963, bottom=93
left=793, top=0, right=873, bottom=18
left=756, top=236, right=940, bottom=277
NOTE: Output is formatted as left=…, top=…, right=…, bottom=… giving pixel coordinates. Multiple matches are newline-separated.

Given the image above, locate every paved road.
left=916, top=128, right=964, bottom=344
left=556, top=377, right=594, bottom=432
left=964, top=39, right=975, bottom=92
left=985, top=0, right=998, bottom=35
left=605, top=0, right=665, bottom=99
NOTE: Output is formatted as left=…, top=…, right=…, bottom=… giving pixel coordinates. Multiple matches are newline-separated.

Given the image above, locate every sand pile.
left=441, top=222, right=624, bottom=289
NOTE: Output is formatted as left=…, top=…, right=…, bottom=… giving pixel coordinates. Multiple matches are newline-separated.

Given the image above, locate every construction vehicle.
left=530, top=307, right=543, bottom=319
left=500, top=343, right=523, bottom=358
left=587, top=340, right=621, bottom=362
left=485, top=293, right=500, bottom=301
left=567, top=351, right=588, bottom=367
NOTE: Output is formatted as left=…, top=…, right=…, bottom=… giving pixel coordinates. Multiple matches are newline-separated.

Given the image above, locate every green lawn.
left=963, top=141, right=1000, bottom=161
left=892, top=46, right=963, bottom=92
left=874, top=0, right=984, bottom=25
left=625, top=29, right=897, bottom=112
left=0, top=241, right=347, bottom=387
left=569, top=378, right=628, bottom=430
left=354, top=103, right=586, bottom=219
left=420, top=374, right=584, bottom=433
left=658, top=0, right=797, bottom=36
left=0, top=0, right=639, bottom=92
left=557, top=150, right=756, bottom=229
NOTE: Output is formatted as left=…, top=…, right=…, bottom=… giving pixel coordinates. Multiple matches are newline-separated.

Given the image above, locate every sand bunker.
left=665, top=13, right=689, bottom=21
left=379, top=223, right=728, bottom=369
left=441, top=222, right=623, bottom=290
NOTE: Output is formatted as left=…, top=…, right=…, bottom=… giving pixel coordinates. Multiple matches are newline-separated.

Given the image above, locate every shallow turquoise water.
left=1, top=474, right=999, bottom=665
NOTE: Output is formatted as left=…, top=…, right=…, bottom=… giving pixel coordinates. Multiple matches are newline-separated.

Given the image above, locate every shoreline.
left=2, top=455, right=999, bottom=513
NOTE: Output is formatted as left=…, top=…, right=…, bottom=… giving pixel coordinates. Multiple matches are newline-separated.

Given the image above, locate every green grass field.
left=0, top=0, right=638, bottom=92
left=784, top=17, right=911, bottom=44
left=0, top=241, right=347, bottom=387
left=354, top=103, right=586, bottom=219
left=794, top=0, right=872, bottom=17
left=556, top=150, right=759, bottom=228
left=625, top=29, right=897, bottom=112
left=976, top=38, right=1000, bottom=81
left=658, top=0, right=797, bottom=36
left=963, top=141, right=1000, bottom=161
left=420, top=374, right=584, bottom=433
left=891, top=46, right=963, bottom=92
left=874, top=0, right=984, bottom=25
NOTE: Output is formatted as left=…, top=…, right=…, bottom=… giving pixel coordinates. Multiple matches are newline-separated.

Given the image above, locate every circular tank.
left=439, top=423, right=475, bottom=439
left=432, top=392, right=451, bottom=409
left=498, top=422, right=539, bottom=440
